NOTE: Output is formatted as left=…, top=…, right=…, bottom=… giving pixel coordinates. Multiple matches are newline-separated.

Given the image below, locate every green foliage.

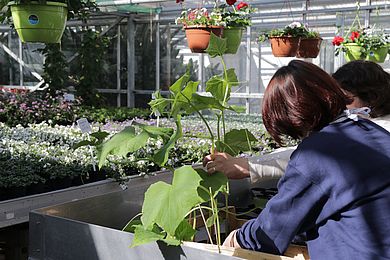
left=78, top=107, right=152, bottom=123
left=75, top=30, right=111, bottom=106
left=37, top=43, right=68, bottom=96
left=216, top=129, right=258, bottom=156
left=205, top=32, right=227, bottom=58
left=130, top=166, right=227, bottom=247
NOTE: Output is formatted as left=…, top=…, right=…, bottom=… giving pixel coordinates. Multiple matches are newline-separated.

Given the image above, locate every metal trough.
left=28, top=171, right=279, bottom=260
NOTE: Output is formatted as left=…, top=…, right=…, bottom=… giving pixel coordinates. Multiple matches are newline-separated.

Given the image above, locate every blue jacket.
left=236, top=118, right=390, bottom=259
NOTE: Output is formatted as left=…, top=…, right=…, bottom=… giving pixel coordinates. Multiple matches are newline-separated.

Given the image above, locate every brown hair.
left=262, top=60, right=349, bottom=145
left=332, top=60, right=390, bottom=118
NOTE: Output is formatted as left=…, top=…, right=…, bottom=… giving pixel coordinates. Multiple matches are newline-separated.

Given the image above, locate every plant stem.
left=220, top=56, right=229, bottom=138
left=210, top=187, right=221, bottom=253
left=122, top=213, right=142, bottom=231
left=180, top=92, right=215, bottom=151
left=198, top=204, right=214, bottom=245
left=216, top=114, right=221, bottom=142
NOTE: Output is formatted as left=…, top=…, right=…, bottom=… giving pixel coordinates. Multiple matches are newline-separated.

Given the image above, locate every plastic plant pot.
left=269, top=37, right=300, bottom=57
left=184, top=25, right=224, bottom=53
left=366, top=46, right=388, bottom=63
left=222, top=27, right=243, bottom=54
left=9, top=1, right=67, bottom=43
left=296, top=38, right=322, bottom=58
left=343, top=43, right=364, bottom=62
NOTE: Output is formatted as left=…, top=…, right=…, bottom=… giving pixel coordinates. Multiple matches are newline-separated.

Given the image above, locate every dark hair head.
left=332, top=60, right=390, bottom=118
left=262, top=60, right=349, bottom=145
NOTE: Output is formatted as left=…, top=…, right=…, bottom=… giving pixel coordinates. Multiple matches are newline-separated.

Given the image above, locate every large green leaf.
left=206, top=75, right=229, bottom=103
left=206, top=32, right=227, bottom=58
left=96, top=127, right=149, bottom=168
left=196, top=169, right=228, bottom=201
left=135, top=123, right=174, bottom=143
left=130, top=225, right=165, bottom=248
left=190, top=93, right=226, bottom=111
left=148, top=91, right=170, bottom=116
left=171, top=81, right=199, bottom=118
left=226, top=68, right=239, bottom=87
left=153, top=118, right=182, bottom=166
left=174, top=219, right=196, bottom=241
left=169, top=73, right=190, bottom=95
left=216, top=129, right=258, bottom=156
left=141, top=166, right=203, bottom=235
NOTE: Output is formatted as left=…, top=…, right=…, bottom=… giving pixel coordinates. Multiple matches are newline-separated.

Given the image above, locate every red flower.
left=350, top=31, right=360, bottom=41
left=332, top=36, right=344, bottom=46
left=236, top=1, right=248, bottom=10
left=176, top=0, right=184, bottom=3
left=226, top=0, right=237, bottom=5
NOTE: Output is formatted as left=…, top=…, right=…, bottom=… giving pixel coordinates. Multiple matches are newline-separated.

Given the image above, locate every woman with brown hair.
left=223, top=60, right=390, bottom=259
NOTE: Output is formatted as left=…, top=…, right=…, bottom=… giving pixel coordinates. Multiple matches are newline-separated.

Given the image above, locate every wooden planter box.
left=29, top=171, right=308, bottom=260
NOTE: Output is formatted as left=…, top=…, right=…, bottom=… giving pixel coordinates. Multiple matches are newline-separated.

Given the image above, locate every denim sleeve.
left=236, top=164, right=327, bottom=255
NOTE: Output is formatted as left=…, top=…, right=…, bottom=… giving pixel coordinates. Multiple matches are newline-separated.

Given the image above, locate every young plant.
left=76, top=33, right=258, bottom=249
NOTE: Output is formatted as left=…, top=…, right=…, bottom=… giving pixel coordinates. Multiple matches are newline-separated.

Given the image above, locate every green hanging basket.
left=344, top=43, right=364, bottom=62
left=222, top=27, right=243, bottom=54
left=366, top=46, right=388, bottom=63
left=9, top=1, right=67, bottom=43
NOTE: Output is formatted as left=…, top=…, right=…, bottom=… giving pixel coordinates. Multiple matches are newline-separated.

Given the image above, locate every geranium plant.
left=332, top=27, right=390, bottom=61
left=214, top=0, right=255, bottom=28
left=175, top=7, right=224, bottom=27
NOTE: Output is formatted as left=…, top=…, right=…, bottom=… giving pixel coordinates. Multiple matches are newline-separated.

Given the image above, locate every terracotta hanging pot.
left=296, top=38, right=322, bottom=58
left=269, top=36, right=300, bottom=57
left=184, top=25, right=224, bottom=53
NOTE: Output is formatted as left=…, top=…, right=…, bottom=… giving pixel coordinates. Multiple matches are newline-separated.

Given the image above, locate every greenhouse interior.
left=0, top=0, right=389, bottom=259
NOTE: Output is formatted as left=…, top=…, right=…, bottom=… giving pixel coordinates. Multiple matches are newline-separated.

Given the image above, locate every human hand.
left=202, top=152, right=250, bottom=179
left=223, top=229, right=241, bottom=248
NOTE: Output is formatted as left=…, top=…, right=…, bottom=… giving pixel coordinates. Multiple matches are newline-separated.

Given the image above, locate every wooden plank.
left=184, top=242, right=296, bottom=260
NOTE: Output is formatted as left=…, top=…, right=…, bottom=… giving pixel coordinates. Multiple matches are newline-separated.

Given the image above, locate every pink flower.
left=176, top=0, right=184, bottom=3
left=236, top=2, right=248, bottom=10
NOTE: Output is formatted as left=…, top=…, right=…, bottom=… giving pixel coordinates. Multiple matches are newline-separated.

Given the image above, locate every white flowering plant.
left=175, top=7, right=225, bottom=27
left=258, top=21, right=318, bottom=42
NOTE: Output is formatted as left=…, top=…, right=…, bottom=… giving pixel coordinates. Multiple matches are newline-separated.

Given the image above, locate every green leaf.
left=169, top=73, right=190, bottom=95
left=226, top=68, right=239, bottom=87
left=148, top=91, right=170, bottom=116
left=140, top=165, right=203, bottom=235
left=216, top=129, right=258, bottom=156
left=162, top=235, right=181, bottom=246
left=206, top=32, right=227, bottom=58
left=73, top=140, right=96, bottom=150
left=190, top=93, right=226, bottom=111
left=206, top=215, right=216, bottom=228
left=196, top=169, right=228, bottom=201
left=171, top=81, right=199, bottom=118
left=175, top=220, right=196, bottom=241
left=90, top=130, right=110, bottom=143
left=153, top=118, right=182, bottom=166
left=206, top=75, right=228, bottom=102
left=135, top=123, right=174, bottom=143
left=123, top=219, right=142, bottom=233
left=229, top=105, right=246, bottom=113
left=130, top=225, right=165, bottom=248
left=96, top=127, right=149, bottom=168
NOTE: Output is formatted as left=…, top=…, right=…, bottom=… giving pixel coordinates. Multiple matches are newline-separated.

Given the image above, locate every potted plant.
left=296, top=30, right=322, bottom=58
left=214, top=0, right=254, bottom=54
left=333, top=27, right=390, bottom=63
left=259, top=21, right=308, bottom=57
left=0, top=0, right=98, bottom=43
left=175, top=2, right=224, bottom=53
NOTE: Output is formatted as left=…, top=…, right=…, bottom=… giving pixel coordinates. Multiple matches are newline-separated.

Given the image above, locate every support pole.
left=155, top=13, right=160, bottom=92
left=127, top=15, right=135, bottom=108
left=117, top=24, right=121, bottom=107
left=245, top=26, right=251, bottom=114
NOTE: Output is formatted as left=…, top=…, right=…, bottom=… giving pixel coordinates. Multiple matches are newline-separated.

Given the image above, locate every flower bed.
left=0, top=115, right=282, bottom=200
